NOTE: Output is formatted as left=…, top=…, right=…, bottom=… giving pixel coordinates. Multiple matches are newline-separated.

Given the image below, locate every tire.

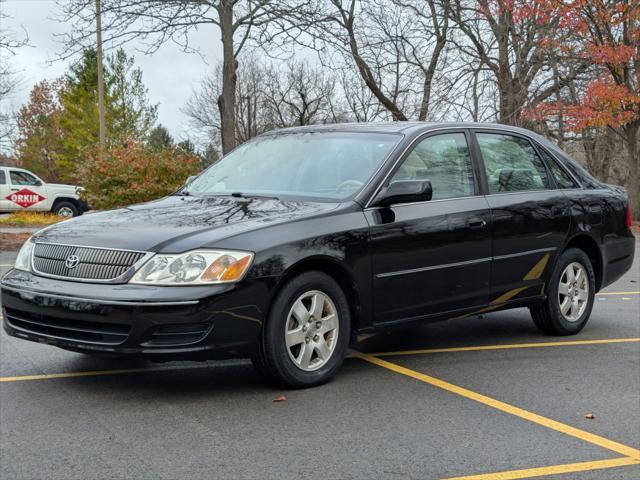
left=52, top=201, right=79, bottom=218
left=252, top=271, right=351, bottom=388
left=530, top=248, right=596, bottom=335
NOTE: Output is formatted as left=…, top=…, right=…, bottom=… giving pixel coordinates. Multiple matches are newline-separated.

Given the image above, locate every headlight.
left=130, top=250, right=254, bottom=285
left=14, top=237, right=35, bottom=272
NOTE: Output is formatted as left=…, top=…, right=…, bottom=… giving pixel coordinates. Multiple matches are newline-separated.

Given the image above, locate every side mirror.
left=185, top=175, right=197, bottom=185
left=373, top=180, right=433, bottom=207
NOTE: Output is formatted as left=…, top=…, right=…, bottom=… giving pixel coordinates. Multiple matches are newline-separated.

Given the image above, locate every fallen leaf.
left=273, top=395, right=287, bottom=402
left=584, top=413, right=595, bottom=419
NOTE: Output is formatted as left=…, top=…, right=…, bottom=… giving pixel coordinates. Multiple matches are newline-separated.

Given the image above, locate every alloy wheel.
left=285, top=290, right=339, bottom=371
left=57, top=207, right=75, bottom=218
left=558, top=262, right=589, bottom=322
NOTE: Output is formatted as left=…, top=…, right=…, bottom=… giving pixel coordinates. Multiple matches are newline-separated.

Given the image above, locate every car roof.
left=262, top=121, right=541, bottom=137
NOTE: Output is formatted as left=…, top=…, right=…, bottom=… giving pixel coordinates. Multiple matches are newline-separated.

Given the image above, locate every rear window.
left=476, top=133, right=551, bottom=193
left=538, top=148, right=578, bottom=189
left=0, top=170, right=5, bottom=185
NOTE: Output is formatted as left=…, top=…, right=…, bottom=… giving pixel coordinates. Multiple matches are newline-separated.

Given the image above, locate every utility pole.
left=95, top=0, right=106, bottom=153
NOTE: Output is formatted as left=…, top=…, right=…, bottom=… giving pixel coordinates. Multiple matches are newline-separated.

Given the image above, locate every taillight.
left=627, top=204, right=633, bottom=229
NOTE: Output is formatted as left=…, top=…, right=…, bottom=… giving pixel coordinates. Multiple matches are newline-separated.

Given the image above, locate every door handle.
left=10, top=188, right=19, bottom=191
left=551, top=206, right=567, bottom=217
left=469, top=219, right=487, bottom=230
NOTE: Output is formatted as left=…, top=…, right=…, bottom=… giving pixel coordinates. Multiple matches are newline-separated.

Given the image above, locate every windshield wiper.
left=173, top=190, right=190, bottom=196
left=230, top=192, right=279, bottom=201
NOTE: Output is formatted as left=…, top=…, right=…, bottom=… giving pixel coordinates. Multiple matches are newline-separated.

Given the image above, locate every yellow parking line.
left=442, top=456, right=639, bottom=480
left=0, top=364, right=217, bottom=383
left=0, top=264, right=14, bottom=267
left=370, top=338, right=640, bottom=357
left=354, top=352, right=640, bottom=459
left=1, top=339, right=637, bottom=382
left=596, top=291, right=640, bottom=295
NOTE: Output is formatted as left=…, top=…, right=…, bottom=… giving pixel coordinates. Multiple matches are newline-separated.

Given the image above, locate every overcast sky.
left=2, top=0, right=224, bottom=144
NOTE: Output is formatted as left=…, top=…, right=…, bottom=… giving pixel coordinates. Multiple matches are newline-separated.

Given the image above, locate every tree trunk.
left=625, top=122, right=640, bottom=220
left=95, top=0, right=106, bottom=154
left=217, top=0, right=237, bottom=155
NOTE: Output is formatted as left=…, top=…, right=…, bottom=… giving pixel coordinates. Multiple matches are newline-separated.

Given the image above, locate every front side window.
left=538, top=148, right=578, bottom=189
left=390, top=133, right=475, bottom=200
left=476, top=133, right=551, bottom=193
left=10, top=170, right=40, bottom=186
left=186, top=132, right=402, bottom=201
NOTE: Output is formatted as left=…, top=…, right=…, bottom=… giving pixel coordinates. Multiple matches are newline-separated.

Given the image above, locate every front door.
left=366, top=131, right=492, bottom=325
left=473, top=130, right=571, bottom=302
left=5, top=169, right=49, bottom=212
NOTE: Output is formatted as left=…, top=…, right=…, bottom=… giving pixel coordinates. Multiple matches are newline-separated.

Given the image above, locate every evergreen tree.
left=54, top=48, right=158, bottom=179
left=147, top=124, right=174, bottom=151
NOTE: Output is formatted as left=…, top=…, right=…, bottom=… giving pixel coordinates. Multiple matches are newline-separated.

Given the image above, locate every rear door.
left=366, top=130, right=492, bottom=324
left=472, top=130, right=571, bottom=303
left=6, top=169, right=49, bottom=212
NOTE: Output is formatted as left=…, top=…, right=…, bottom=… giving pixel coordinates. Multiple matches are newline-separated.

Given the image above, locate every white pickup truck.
left=0, top=166, right=88, bottom=217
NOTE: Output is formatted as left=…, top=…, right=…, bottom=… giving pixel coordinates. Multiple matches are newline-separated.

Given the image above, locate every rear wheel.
left=530, top=248, right=595, bottom=335
left=252, top=271, right=350, bottom=388
left=52, top=201, right=79, bottom=218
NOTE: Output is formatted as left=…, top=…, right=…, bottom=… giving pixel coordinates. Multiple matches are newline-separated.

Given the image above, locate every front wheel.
left=530, top=248, right=596, bottom=335
left=52, top=201, right=79, bottom=218
left=252, top=271, right=351, bottom=388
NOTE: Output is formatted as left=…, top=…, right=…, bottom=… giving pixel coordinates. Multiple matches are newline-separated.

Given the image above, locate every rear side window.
left=0, top=170, right=5, bottom=185
left=538, top=148, right=578, bottom=189
left=390, top=133, right=475, bottom=200
left=476, top=133, right=551, bottom=194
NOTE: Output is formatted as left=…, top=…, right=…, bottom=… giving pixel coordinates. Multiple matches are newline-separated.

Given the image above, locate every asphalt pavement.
left=0, top=243, right=638, bottom=480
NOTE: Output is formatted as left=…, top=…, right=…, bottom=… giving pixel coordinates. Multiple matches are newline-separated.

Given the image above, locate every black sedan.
left=1, top=123, right=635, bottom=388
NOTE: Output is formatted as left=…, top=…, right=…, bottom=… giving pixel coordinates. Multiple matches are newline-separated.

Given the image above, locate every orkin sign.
left=6, top=188, right=46, bottom=208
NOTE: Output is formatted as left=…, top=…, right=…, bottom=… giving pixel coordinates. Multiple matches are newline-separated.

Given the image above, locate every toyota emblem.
left=65, top=255, right=80, bottom=269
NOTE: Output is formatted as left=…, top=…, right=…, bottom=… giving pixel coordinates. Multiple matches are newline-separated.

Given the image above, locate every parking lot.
left=1, top=244, right=638, bottom=480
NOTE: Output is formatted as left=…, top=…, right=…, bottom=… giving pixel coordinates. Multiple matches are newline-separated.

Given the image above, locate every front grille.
left=4, top=308, right=131, bottom=345
left=33, top=243, right=147, bottom=281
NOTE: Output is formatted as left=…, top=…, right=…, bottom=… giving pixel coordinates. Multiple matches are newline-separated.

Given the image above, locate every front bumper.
left=78, top=199, right=91, bottom=213
left=1, top=269, right=273, bottom=360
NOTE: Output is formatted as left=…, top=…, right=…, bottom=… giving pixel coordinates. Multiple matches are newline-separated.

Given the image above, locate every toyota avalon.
left=1, top=123, right=635, bottom=387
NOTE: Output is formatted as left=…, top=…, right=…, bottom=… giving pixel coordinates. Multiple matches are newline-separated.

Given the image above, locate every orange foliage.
left=78, top=138, right=201, bottom=210
left=526, top=0, right=639, bottom=132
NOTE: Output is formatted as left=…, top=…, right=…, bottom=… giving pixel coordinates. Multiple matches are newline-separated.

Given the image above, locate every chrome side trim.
left=493, top=247, right=557, bottom=261
left=364, top=194, right=481, bottom=210
left=376, top=247, right=557, bottom=279
left=376, top=257, right=492, bottom=278
left=0, top=284, right=199, bottom=306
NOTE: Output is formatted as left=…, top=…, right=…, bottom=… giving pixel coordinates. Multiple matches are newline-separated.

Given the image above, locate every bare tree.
left=271, top=0, right=450, bottom=121
left=262, top=61, right=336, bottom=127
left=0, top=2, right=28, bottom=150
left=335, top=69, right=387, bottom=122
left=184, top=59, right=268, bottom=148
left=448, top=0, right=588, bottom=126
left=57, top=0, right=308, bottom=154
left=184, top=58, right=337, bottom=150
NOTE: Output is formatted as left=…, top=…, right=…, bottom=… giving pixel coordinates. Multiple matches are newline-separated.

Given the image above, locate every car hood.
left=33, top=195, right=340, bottom=252
left=47, top=183, right=81, bottom=191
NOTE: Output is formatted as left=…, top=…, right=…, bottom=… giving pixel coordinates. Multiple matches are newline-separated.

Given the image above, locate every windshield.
left=186, top=131, right=402, bottom=201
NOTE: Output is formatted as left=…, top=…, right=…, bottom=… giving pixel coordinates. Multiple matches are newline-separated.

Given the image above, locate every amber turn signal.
left=201, top=253, right=253, bottom=282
